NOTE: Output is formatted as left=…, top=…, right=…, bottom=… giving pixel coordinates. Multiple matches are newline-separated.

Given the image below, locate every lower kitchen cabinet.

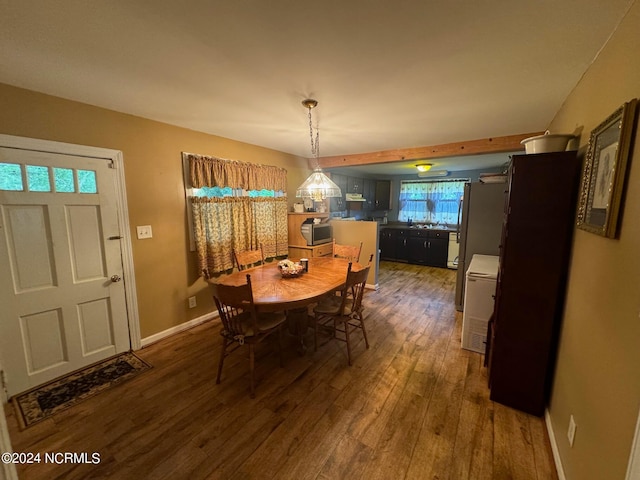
left=408, top=230, right=448, bottom=267
left=395, top=229, right=410, bottom=262
left=380, top=227, right=449, bottom=267
left=380, top=228, right=396, bottom=260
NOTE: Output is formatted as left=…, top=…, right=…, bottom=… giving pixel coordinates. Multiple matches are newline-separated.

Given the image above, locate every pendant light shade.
left=295, top=99, right=342, bottom=202
left=296, top=168, right=342, bottom=202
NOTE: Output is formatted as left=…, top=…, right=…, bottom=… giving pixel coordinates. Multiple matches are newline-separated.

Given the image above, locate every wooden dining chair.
left=332, top=240, right=362, bottom=262
left=210, top=274, right=287, bottom=398
left=312, top=262, right=371, bottom=365
left=233, top=244, right=265, bottom=271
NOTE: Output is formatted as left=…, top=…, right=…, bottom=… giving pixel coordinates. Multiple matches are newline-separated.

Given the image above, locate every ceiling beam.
left=313, top=132, right=543, bottom=169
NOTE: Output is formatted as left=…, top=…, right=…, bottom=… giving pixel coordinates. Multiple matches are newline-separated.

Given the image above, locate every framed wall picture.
left=576, top=98, right=638, bottom=238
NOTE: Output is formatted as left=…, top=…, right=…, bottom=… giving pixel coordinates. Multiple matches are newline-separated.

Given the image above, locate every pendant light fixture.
left=295, top=99, right=342, bottom=202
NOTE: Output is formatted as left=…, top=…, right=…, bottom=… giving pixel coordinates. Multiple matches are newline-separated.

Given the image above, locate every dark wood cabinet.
left=362, top=178, right=375, bottom=211
left=347, top=176, right=363, bottom=194
left=395, top=229, right=410, bottom=261
left=428, top=236, right=448, bottom=268
left=380, top=227, right=449, bottom=266
left=329, top=173, right=347, bottom=212
left=374, top=180, right=391, bottom=210
left=328, top=174, right=390, bottom=213
left=408, top=230, right=448, bottom=267
left=379, top=229, right=396, bottom=260
left=487, top=151, right=581, bottom=416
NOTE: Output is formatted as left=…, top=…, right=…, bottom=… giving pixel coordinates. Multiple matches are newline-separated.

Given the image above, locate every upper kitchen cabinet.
left=347, top=176, right=363, bottom=194
left=329, top=173, right=347, bottom=212
left=362, top=178, right=375, bottom=210
left=375, top=180, right=391, bottom=210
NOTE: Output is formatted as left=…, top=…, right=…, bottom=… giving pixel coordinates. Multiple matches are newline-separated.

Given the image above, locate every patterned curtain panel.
left=252, top=198, right=289, bottom=259
left=187, top=153, right=287, bottom=191
left=191, top=197, right=288, bottom=277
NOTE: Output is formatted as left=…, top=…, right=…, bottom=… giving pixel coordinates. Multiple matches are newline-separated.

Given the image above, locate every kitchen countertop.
left=380, top=224, right=457, bottom=232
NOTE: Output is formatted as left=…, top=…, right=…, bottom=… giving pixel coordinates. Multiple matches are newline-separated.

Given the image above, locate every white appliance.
left=454, top=182, right=505, bottom=311
left=447, top=231, right=459, bottom=269
left=462, top=254, right=499, bottom=353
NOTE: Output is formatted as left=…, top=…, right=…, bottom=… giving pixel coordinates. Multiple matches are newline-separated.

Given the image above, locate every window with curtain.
left=398, top=179, right=468, bottom=225
left=184, top=152, right=289, bottom=277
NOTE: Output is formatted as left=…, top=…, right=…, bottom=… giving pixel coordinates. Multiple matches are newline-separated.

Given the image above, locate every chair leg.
left=343, top=317, right=353, bottom=366
left=216, top=336, right=228, bottom=384
left=249, top=343, right=256, bottom=398
left=359, top=314, right=370, bottom=349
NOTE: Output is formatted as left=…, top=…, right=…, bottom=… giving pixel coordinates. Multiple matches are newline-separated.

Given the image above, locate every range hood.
left=345, top=193, right=366, bottom=202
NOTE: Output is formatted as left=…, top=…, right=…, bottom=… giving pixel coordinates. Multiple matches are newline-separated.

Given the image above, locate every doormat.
left=12, top=352, right=152, bottom=428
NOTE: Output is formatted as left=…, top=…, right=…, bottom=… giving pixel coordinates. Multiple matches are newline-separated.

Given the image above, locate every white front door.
left=0, top=147, right=130, bottom=397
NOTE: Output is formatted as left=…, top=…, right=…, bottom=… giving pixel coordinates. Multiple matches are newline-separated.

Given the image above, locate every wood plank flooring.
left=4, top=261, right=558, bottom=480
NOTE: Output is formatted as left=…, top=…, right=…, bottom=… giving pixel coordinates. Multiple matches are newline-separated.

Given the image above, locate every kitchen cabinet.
left=362, top=178, right=375, bottom=211
left=329, top=173, right=347, bottom=212
left=347, top=176, right=363, bottom=194
left=380, top=227, right=450, bottom=266
left=379, top=228, right=396, bottom=260
left=374, top=180, right=391, bottom=210
left=408, top=229, right=448, bottom=267
left=395, top=229, right=410, bottom=261
left=487, top=151, right=581, bottom=416
left=328, top=174, right=389, bottom=213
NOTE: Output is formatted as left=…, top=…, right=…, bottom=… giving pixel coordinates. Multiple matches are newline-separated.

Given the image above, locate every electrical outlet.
left=136, top=225, right=153, bottom=239
left=188, top=296, right=197, bottom=308
left=567, top=415, right=577, bottom=447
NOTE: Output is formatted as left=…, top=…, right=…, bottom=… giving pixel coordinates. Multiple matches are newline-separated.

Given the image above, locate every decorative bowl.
left=278, top=259, right=304, bottom=278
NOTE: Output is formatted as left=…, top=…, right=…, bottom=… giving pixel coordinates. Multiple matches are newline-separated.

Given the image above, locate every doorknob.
left=111, top=275, right=122, bottom=283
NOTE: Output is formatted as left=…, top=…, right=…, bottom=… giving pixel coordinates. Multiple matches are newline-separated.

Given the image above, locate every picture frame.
left=576, top=98, right=638, bottom=238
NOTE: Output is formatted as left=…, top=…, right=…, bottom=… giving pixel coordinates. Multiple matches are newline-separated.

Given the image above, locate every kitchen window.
left=398, top=179, right=468, bottom=225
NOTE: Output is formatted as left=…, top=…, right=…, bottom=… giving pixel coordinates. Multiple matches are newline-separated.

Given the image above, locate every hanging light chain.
left=307, top=105, right=319, bottom=159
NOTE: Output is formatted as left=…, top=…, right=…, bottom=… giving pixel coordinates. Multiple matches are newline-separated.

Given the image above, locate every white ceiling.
left=0, top=0, right=633, bottom=173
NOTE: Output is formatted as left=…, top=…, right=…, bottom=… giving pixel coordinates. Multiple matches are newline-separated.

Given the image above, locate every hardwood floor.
left=5, top=261, right=558, bottom=480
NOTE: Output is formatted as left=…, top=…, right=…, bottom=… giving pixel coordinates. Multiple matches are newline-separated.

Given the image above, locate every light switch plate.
left=136, top=225, right=153, bottom=239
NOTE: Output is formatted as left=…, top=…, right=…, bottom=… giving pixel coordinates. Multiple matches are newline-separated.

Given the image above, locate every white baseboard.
left=140, top=311, right=219, bottom=348
left=545, top=409, right=567, bottom=480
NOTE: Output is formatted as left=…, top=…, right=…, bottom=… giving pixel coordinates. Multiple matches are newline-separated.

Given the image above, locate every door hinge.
left=108, top=159, right=115, bottom=169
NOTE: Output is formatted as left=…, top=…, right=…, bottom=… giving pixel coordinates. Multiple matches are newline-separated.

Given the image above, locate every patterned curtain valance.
left=186, top=153, right=287, bottom=192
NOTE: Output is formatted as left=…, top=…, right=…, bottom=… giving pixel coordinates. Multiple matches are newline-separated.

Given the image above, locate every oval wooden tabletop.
left=209, top=257, right=360, bottom=312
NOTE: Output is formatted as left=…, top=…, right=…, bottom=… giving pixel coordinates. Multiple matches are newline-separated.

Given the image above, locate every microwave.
left=300, top=222, right=332, bottom=246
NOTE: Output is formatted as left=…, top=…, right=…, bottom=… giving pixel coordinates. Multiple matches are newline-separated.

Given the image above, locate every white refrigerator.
left=461, top=254, right=499, bottom=353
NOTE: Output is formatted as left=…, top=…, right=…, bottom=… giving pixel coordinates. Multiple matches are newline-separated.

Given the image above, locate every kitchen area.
left=321, top=146, right=582, bottom=418
left=317, top=165, right=510, bottom=359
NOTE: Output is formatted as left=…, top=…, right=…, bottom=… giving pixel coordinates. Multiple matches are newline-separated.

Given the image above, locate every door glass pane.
left=77, top=170, right=97, bottom=194
left=26, top=165, right=51, bottom=192
left=53, top=167, right=75, bottom=193
left=0, top=163, right=23, bottom=191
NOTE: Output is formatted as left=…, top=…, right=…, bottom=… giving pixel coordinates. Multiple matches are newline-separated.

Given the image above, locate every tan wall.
left=0, top=83, right=311, bottom=339
left=546, top=3, right=640, bottom=479
left=330, top=220, right=379, bottom=287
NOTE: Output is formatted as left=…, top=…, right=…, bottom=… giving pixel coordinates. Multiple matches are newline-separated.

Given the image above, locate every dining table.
left=210, top=256, right=362, bottom=353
